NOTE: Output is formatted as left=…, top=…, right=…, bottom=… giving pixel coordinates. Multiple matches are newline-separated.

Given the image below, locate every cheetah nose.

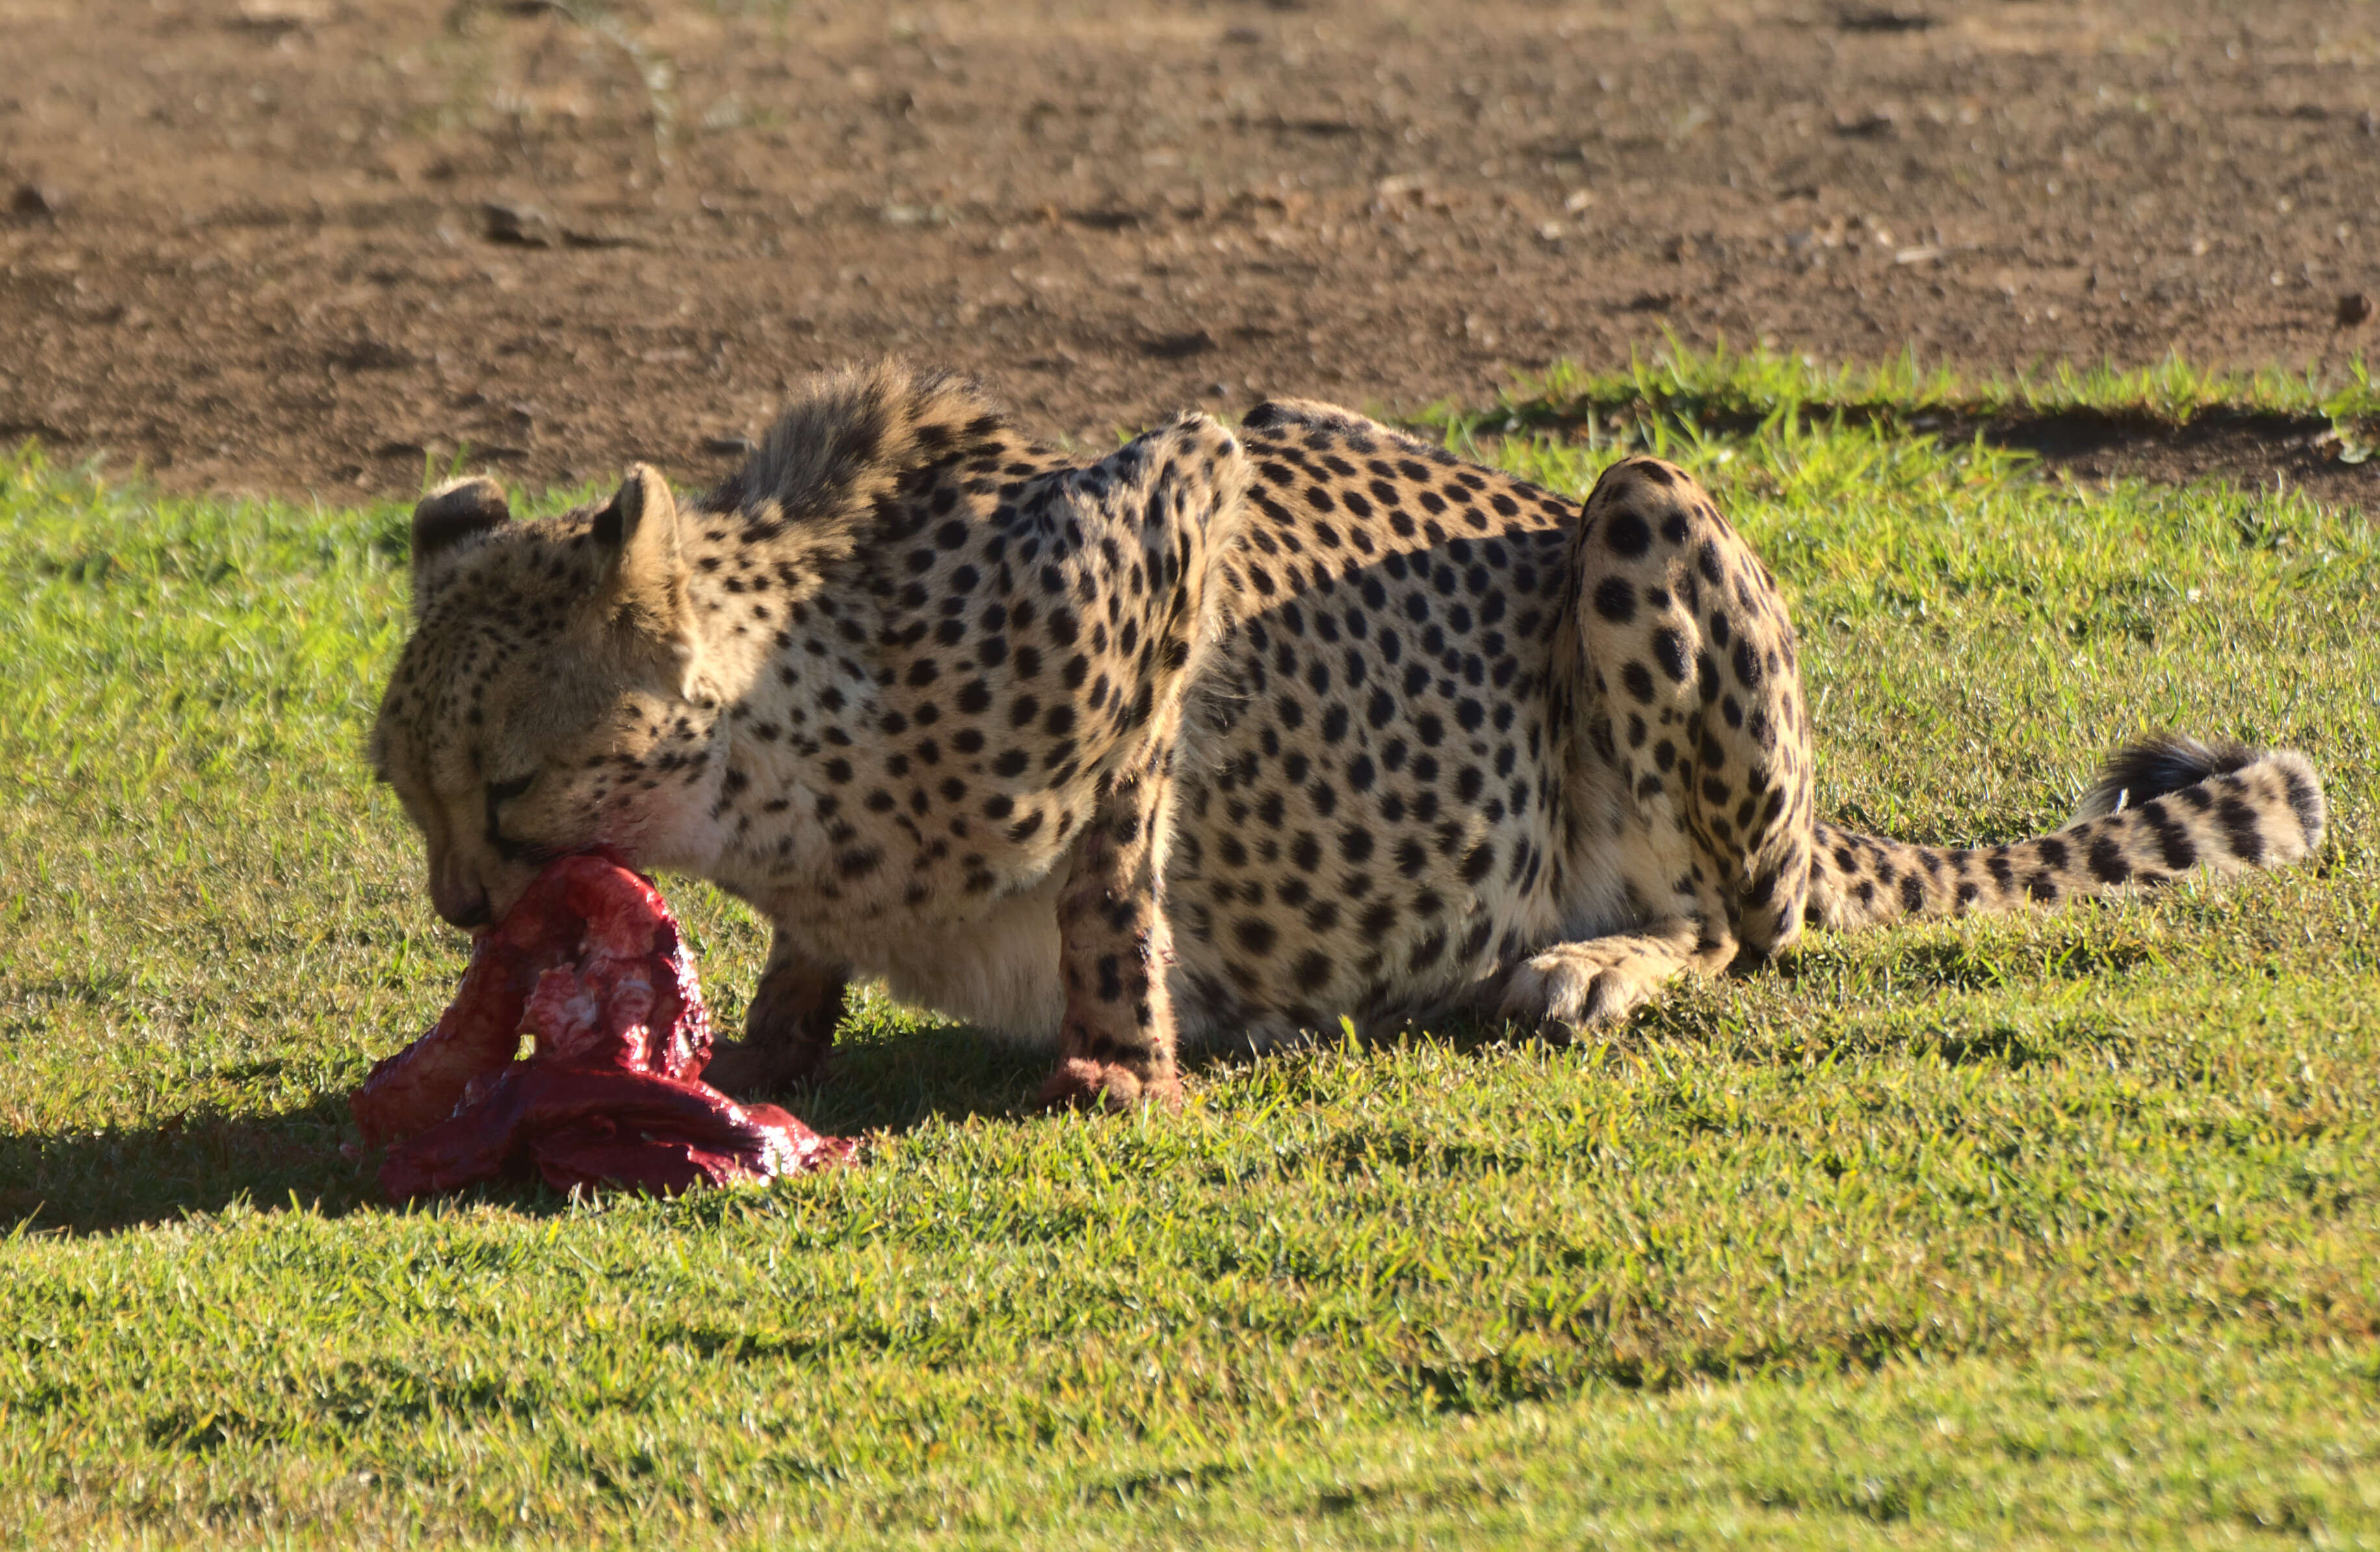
left=440, top=891, right=493, bottom=931
left=429, top=866, right=493, bottom=931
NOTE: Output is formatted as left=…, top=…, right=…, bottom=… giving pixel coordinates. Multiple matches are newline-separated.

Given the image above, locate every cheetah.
left=371, top=361, right=2327, bottom=1109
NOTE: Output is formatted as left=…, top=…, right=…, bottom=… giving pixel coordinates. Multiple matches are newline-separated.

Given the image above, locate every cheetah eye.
left=486, top=773, right=536, bottom=804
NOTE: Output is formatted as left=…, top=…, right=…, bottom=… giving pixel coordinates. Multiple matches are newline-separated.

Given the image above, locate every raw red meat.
left=351, top=852, right=854, bottom=1198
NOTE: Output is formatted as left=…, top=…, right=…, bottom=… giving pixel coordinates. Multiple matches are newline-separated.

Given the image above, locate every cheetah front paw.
left=703, top=1036, right=828, bottom=1100
left=1037, top=1054, right=1184, bottom=1113
left=712, top=954, right=847, bottom=1098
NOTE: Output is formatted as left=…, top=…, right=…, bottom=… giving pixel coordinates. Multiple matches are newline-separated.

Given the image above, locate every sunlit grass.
left=2, top=374, right=2377, bottom=1549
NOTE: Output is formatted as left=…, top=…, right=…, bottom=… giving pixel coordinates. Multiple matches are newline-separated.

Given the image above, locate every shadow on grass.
left=7, top=1003, right=1639, bottom=1239
left=765, top=1009, right=1555, bottom=1135
left=1, top=1021, right=1073, bottom=1239
left=0, top=1094, right=378, bottom=1239
left=780, top=1019, right=1059, bottom=1137
left=1772, top=929, right=2161, bottom=992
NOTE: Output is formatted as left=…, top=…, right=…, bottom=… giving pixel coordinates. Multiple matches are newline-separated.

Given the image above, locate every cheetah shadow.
left=1, top=1055, right=997, bottom=1239
left=5, top=1009, right=1697, bottom=1239
left=792, top=1008, right=1593, bottom=1135
left=753, top=1015, right=1512, bottom=1130
left=1, top=1024, right=1144, bottom=1238
left=0, top=1093, right=388, bottom=1239
left=0, top=1041, right=1010, bottom=1241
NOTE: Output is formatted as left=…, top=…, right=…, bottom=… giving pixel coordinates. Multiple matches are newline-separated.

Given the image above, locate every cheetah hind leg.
left=1497, top=920, right=1716, bottom=1036
left=704, top=933, right=850, bottom=1099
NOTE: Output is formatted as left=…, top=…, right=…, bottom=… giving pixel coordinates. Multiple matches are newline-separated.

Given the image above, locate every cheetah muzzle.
left=371, top=362, right=2327, bottom=1110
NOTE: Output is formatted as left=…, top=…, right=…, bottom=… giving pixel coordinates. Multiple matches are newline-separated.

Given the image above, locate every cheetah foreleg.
left=705, top=932, right=850, bottom=1099
left=1041, top=762, right=1185, bottom=1111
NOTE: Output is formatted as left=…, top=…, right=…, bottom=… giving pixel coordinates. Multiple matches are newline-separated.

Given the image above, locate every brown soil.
left=3, top=0, right=2377, bottom=501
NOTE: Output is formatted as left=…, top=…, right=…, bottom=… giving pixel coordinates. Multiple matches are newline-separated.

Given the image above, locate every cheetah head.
left=370, top=465, right=730, bottom=929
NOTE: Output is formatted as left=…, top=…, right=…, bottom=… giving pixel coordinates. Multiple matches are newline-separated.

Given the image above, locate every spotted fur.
left=374, top=363, right=1248, bottom=1106
left=372, top=365, right=2327, bottom=1107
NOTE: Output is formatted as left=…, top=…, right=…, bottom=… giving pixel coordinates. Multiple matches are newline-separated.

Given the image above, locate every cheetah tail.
left=1803, top=734, right=2326, bottom=933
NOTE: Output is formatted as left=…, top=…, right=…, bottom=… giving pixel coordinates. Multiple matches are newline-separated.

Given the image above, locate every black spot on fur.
left=1652, top=629, right=1690, bottom=684
left=1603, top=507, right=1651, bottom=559
left=2087, top=836, right=2132, bottom=885
left=2214, top=797, right=2265, bottom=863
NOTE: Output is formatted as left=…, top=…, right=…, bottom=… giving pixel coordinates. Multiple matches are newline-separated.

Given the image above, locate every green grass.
left=2, top=371, right=2377, bottom=1549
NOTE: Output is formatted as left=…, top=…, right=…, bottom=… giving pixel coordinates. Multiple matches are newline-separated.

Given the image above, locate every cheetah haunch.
left=371, top=363, right=2326, bottom=1107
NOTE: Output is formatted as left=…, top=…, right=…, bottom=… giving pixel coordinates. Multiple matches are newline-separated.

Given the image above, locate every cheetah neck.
left=664, top=363, right=1034, bottom=904
left=676, top=361, right=1013, bottom=710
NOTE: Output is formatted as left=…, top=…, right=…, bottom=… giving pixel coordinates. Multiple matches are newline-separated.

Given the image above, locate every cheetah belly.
left=863, top=872, right=1067, bottom=1046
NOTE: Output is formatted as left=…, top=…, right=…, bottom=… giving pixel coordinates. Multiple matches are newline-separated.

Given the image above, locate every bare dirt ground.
left=2, top=0, right=2375, bottom=500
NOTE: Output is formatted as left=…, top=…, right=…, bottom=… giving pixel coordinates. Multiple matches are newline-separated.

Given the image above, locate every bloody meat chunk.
left=352, top=853, right=854, bottom=1198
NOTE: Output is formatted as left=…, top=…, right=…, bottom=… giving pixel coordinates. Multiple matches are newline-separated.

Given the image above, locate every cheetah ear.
left=590, top=463, right=687, bottom=626
left=408, top=476, right=510, bottom=615
left=589, top=463, right=710, bottom=695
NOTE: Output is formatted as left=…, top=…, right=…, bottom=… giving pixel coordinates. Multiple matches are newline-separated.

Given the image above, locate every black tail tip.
left=2075, top=732, right=2326, bottom=847
left=2076, top=733, right=2256, bottom=819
